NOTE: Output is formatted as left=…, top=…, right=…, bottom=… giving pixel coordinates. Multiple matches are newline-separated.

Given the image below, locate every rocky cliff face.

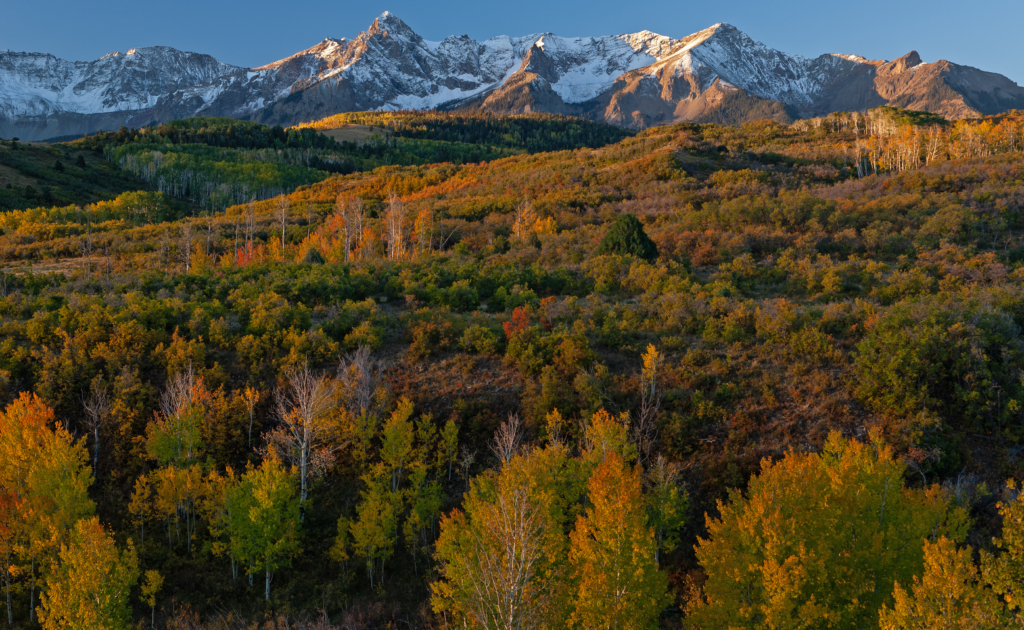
left=3, top=13, right=1023, bottom=140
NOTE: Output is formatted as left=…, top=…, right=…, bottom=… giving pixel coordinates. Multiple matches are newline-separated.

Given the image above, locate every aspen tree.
left=226, top=455, right=300, bottom=601
left=335, top=194, right=363, bottom=263
left=201, top=468, right=240, bottom=585
left=384, top=190, right=407, bottom=261
left=0, top=393, right=94, bottom=623
left=403, top=462, right=443, bottom=574
left=689, top=432, right=968, bottom=629
left=179, top=219, right=194, bottom=272
left=276, top=195, right=289, bottom=250
left=645, top=455, right=687, bottom=565
left=81, top=379, right=110, bottom=476
left=432, top=445, right=575, bottom=630
left=569, top=453, right=668, bottom=630
left=270, top=362, right=341, bottom=512
left=0, top=488, right=15, bottom=628
left=38, top=518, right=138, bottom=630
left=634, top=344, right=663, bottom=463
left=140, top=570, right=163, bottom=629
left=380, top=398, right=415, bottom=492
left=512, top=199, right=535, bottom=240
left=350, top=473, right=398, bottom=588
left=438, top=419, right=459, bottom=481
left=146, top=366, right=206, bottom=466
left=128, top=474, right=154, bottom=547
left=879, top=537, right=1004, bottom=630
left=242, top=386, right=260, bottom=450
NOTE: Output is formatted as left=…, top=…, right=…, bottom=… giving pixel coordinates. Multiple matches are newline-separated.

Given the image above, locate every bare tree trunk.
left=277, top=195, right=290, bottom=250
left=83, top=382, right=109, bottom=476
left=28, top=558, right=34, bottom=623
left=3, top=550, right=12, bottom=628
left=273, top=363, right=340, bottom=520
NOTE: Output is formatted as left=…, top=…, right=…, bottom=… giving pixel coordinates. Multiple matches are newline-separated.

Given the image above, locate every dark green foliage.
left=0, top=140, right=170, bottom=212
left=854, top=298, right=1024, bottom=434
left=74, top=118, right=342, bottom=153
left=596, top=214, right=659, bottom=261
left=302, top=247, right=325, bottom=264
left=873, top=106, right=948, bottom=127
left=308, top=111, right=635, bottom=152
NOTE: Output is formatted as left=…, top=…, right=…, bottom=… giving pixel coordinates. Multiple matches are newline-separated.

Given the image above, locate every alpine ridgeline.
left=3, top=12, right=1024, bottom=140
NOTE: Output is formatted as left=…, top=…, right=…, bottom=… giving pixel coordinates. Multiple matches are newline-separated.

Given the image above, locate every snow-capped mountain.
left=0, top=46, right=239, bottom=137
left=2, top=13, right=1023, bottom=140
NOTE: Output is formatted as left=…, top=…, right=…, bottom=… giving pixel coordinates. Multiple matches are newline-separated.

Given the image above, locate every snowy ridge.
left=0, top=46, right=240, bottom=120
left=3, top=12, right=1021, bottom=139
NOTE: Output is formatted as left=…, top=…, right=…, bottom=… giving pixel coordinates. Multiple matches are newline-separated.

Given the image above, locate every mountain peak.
left=3, top=17, right=1023, bottom=141
left=882, top=50, right=923, bottom=75
left=369, top=11, right=417, bottom=40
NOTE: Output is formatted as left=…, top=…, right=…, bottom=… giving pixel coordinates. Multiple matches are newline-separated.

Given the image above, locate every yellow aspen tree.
left=688, top=432, right=969, bottom=630
left=384, top=190, right=407, bottom=261
left=581, top=409, right=637, bottom=468
left=242, top=386, right=260, bottom=450
left=432, top=445, right=577, bottom=630
left=0, top=393, right=94, bottom=624
left=545, top=409, right=566, bottom=445
left=569, top=452, right=669, bottom=630
left=0, top=488, right=16, bottom=628
left=879, top=537, right=1004, bottom=630
left=140, top=570, right=163, bottom=629
left=415, top=413, right=438, bottom=470
left=380, top=398, right=415, bottom=492
left=634, top=344, right=663, bottom=462
left=127, top=474, right=155, bottom=547
left=329, top=515, right=351, bottom=573
left=38, top=517, right=138, bottom=630
left=414, top=206, right=434, bottom=254
left=403, top=462, right=443, bottom=574
left=512, top=200, right=535, bottom=240
left=981, top=481, right=1024, bottom=623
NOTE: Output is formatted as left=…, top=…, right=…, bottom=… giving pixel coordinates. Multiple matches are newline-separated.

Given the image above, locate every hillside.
left=1, top=109, right=1024, bottom=628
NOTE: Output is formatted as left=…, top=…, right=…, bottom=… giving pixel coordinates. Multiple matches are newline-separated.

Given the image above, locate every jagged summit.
left=883, top=51, right=924, bottom=74
left=2, top=15, right=1022, bottom=140
left=368, top=12, right=419, bottom=41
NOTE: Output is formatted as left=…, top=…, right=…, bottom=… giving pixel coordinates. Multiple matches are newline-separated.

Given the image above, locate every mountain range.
left=3, top=12, right=1023, bottom=141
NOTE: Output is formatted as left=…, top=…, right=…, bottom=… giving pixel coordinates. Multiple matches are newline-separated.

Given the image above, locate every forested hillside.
left=2, top=109, right=1024, bottom=629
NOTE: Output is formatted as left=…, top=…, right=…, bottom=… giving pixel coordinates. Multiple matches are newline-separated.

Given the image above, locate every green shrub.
left=596, top=214, right=658, bottom=261
left=855, top=298, right=1024, bottom=434
left=460, top=325, right=501, bottom=355
left=446, top=280, right=479, bottom=312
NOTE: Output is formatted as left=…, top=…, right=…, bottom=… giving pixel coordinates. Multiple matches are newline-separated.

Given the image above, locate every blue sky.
left=3, top=0, right=1022, bottom=83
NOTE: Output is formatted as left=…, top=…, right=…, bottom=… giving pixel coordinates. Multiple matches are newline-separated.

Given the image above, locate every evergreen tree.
left=596, top=214, right=658, bottom=261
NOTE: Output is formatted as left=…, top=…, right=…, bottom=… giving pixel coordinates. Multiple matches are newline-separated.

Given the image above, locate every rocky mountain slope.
left=3, top=12, right=1023, bottom=140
